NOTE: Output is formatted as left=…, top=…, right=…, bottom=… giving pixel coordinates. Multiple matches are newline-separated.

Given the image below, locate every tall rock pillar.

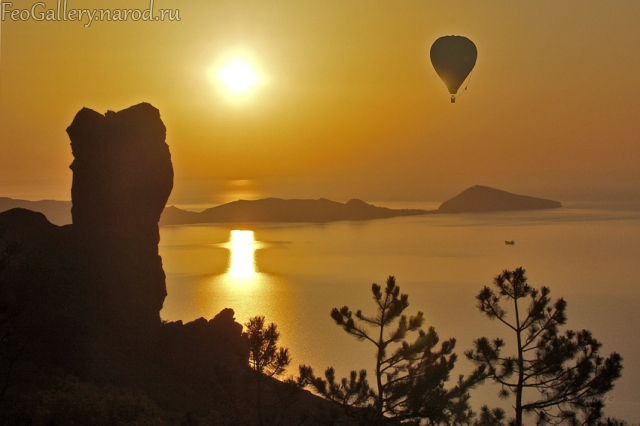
left=66, top=103, right=173, bottom=328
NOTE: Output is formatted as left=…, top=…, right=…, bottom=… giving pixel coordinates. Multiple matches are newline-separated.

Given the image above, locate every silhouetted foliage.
left=243, top=316, right=293, bottom=426
left=300, top=276, right=483, bottom=425
left=465, top=267, right=623, bottom=426
left=245, top=316, right=291, bottom=379
left=471, top=406, right=507, bottom=426
left=595, top=419, right=638, bottom=426
left=298, top=365, right=373, bottom=416
left=593, top=420, right=620, bottom=426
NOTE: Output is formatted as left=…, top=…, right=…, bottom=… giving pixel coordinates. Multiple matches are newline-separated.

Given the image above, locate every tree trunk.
left=514, top=293, right=524, bottom=426
left=376, top=305, right=386, bottom=421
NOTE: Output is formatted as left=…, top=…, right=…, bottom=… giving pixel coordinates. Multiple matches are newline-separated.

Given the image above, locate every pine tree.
left=300, top=276, right=483, bottom=425
left=245, top=316, right=291, bottom=379
left=465, top=267, right=623, bottom=426
left=472, top=406, right=507, bottom=426
left=243, top=316, right=291, bottom=426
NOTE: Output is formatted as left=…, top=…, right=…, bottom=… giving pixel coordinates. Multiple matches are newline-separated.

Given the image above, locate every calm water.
left=159, top=208, right=640, bottom=422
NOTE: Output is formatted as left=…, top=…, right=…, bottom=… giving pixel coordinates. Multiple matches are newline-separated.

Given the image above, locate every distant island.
left=160, top=198, right=429, bottom=224
left=0, top=185, right=562, bottom=226
left=437, top=185, right=562, bottom=214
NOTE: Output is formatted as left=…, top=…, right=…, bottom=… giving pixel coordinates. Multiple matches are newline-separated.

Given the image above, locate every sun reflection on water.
left=227, top=230, right=258, bottom=279
left=218, top=230, right=270, bottom=291
left=205, top=230, right=295, bottom=334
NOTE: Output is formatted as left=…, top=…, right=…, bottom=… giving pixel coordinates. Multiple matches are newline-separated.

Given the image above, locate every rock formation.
left=66, top=103, right=173, bottom=328
left=67, top=103, right=173, bottom=241
left=0, top=104, right=285, bottom=423
left=0, top=103, right=176, bottom=373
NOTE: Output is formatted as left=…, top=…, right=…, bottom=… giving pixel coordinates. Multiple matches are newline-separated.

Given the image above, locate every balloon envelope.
left=430, top=36, right=477, bottom=99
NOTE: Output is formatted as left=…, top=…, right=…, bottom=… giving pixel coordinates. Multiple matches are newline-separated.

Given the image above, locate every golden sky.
left=1, top=0, right=639, bottom=205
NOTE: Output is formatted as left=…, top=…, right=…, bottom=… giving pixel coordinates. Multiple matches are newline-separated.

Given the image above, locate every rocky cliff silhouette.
left=0, top=103, right=176, bottom=372
left=67, top=103, right=173, bottom=328
left=0, top=103, right=329, bottom=424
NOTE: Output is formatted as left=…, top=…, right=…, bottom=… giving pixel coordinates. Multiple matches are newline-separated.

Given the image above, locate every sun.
left=207, top=49, right=266, bottom=101
left=216, top=61, right=259, bottom=94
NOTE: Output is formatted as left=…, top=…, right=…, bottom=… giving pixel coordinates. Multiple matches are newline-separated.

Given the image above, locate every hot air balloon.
left=430, top=35, right=477, bottom=103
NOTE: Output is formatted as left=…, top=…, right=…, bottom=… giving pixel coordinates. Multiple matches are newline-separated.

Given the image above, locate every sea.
left=159, top=204, right=640, bottom=422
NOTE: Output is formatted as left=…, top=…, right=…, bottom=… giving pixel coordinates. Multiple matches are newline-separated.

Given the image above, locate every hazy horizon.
left=4, top=183, right=640, bottom=212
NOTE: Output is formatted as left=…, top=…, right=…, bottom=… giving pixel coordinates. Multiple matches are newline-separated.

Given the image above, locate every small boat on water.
left=505, top=240, right=515, bottom=245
